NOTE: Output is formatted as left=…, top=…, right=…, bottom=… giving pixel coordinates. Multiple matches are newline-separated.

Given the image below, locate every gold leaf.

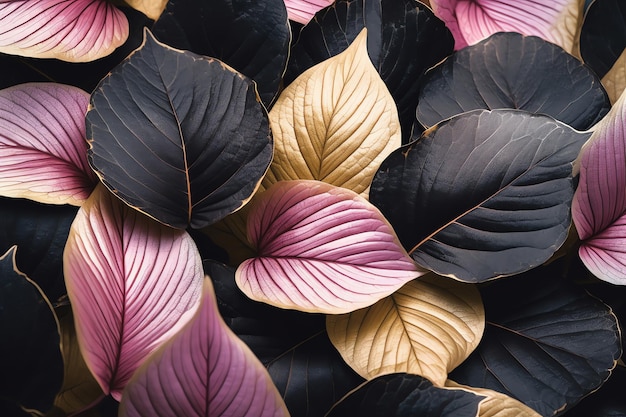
left=327, top=273, right=484, bottom=386
left=602, top=49, right=626, bottom=105
left=446, top=381, right=542, bottom=417
left=123, top=0, right=168, bottom=20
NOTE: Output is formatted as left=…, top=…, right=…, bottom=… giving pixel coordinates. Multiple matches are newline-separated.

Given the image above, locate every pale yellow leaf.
left=123, top=0, right=168, bottom=20
left=447, top=381, right=542, bottom=417
left=266, top=28, right=401, bottom=197
left=602, top=49, right=626, bottom=105
left=327, top=273, right=484, bottom=386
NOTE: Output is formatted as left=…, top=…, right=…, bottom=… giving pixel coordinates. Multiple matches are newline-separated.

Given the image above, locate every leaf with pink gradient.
left=284, top=0, right=334, bottom=24
left=236, top=180, right=425, bottom=314
left=0, top=83, right=97, bottom=206
left=429, top=0, right=584, bottom=53
left=118, top=279, right=289, bottom=417
left=0, top=0, right=129, bottom=62
left=573, top=91, right=626, bottom=284
left=63, top=185, right=204, bottom=400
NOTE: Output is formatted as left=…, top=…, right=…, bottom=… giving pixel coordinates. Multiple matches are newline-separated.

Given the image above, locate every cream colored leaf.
left=327, top=273, right=484, bottom=386
left=124, top=0, right=168, bottom=20
left=446, top=381, right=542, bottom=417
left=602, top=49, right=626, bottom=105
left=266, top=28, right=401, bottom=197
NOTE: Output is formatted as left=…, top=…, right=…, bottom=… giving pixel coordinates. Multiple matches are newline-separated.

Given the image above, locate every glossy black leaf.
left=416, top=32, right=610, bottom=131
left=152, top=0, right=290, bottom=107
left=285, top=0, right=453, bottom=142
left=369, top=109, right=589, bottom=282
left=580, top=0, right=626, bottom=79
left=206, top=261, right=364, bottom=417
left=450, top=264, right=621, bottom=416
left=0, top=246, right=63, bottom=413
left=325, top=373, right=484, bottom=417
left=86, top=29, right=272, bottom=229
left=565, top=367, right=626, bottom=416
left=0, top=198, right=77, bottom=303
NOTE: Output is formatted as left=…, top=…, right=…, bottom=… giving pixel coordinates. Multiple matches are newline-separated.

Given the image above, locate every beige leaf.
left=327, top=273, right=484, bottom=386
left=446, top=381, right=542, bottom=417
left=123, top=0, right=168, bottom=20
left=602, top=49, right=626, bottom=105
left=266, top=28, right=401, bottom=197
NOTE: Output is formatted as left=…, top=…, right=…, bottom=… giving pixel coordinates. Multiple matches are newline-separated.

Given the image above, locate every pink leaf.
left=573, top=91, right=626, bottom=284
left=63, top=185, right=204, bottom=400
left=236, top=180, right=425, bottom=314
left=118, top=279, right=289, bottom=417
left=0, top=0, right=129, bottom=62
left=284, top=0, right=334, bottom=24
left=430, top=0, right=582, bottom=52
left=0, top=83, right=97, bottom=205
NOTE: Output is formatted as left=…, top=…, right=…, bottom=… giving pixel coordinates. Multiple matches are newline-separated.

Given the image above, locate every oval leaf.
left=0, top=0, right=129, bottom=62
left=449, top=264, right=621, bottom=416
left=118, top=279, right=289, bottom=417
left=63, top=185, right=204, bottom=400
left=370, top=109, right=590, bottom=282
left=125, top=0, right=168, bottom=20
left=267, top=29, right=400, bottom=197
left=236, top=180, right=425, bottom=314
left=285, top=0, right=334, bottom=24
left=573, top=89, right=626, bottom=284
left=0, top=83, right=97, bottom=206
left=416, top=32, right=610, bottom=131
left=326, top=373, right=485, bottom=417
left=430, top=0, right=584, bottom=53
left=86, top=29, right=272, bottom=229
left=327, top=273, right=484, bottom=386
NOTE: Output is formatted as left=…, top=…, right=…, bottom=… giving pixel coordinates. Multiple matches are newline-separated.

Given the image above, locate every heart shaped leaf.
left=0, top=83, right=97, bottom=206
left=573, top=89, right=626, bottom=284
left=449, top=264, right=621, bottom=416
left=370, top=109, right=590, bottom=282
left=118, top=279, right=289, bottom=417
left=327, top=273, right=484, bottom=386
left=416, top=32, right=610, bottom=131
left=0, top=0, right=129, bottom=62
left=236, top=180, right=425, bottom=314
left=267, top=28, right=400, bottom=197
left=63, top=185, right=204, bottom=400
left=326, top=373, right=485, bottom=417
left=0, top=246, right=63, bottom=413
left=86, top=29, right=272, bottom=229
left=430, top=0, right=584, bottom=53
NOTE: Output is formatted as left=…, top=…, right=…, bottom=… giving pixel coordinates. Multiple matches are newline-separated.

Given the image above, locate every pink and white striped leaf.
left=573, top=91, right=626, bottom=284
left=0, top=0, right=129, bottom=62
left=63, top=185, right=204, bottom=400
left=118, top=279, right=289, bottom=417
left=284, top=0, right=334, bottom=24
left=430, top=0, right=584, bottom=53
left=236, top=180, right=425, bottom=314
left=0, top=83, right=97, bottom=206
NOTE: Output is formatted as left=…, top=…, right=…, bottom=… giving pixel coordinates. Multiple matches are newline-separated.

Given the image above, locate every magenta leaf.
left=573, top=92, right=626, bottom=284
left=118, top=279, right=289, bottom=417
left=284, top=0, right=334, bottom=24
left=0, top=83, right=97, bottom=205
left=63, top=185, right=204, bottom=400
left=236, top=180, right=425, bottom=314
left=0, top=0, right=129, bottom=62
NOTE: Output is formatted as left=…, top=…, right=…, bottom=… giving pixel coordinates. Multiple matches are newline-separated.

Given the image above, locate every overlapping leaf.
left=236, top=180, right=425, bottom=314
left=370, top=109, right=590, bottom=282
left=118, top=279, right=289, bottom=417
left=0, top=0, right=129, bottom=62
left=450, top=265, right=621, bottom=416
left=267, top=29, right=400, bottom=197
left=86, top=29, right=272, bottom=229
left=327, top=273, right=484, bottom=386
left=0, top=83, right=97, bottom=206
left=416, top=32, right=609, bottom=131
left=63, top=185, right=204, bottom=400
left=446, top=382, right=541, bottom=417
left=573, top=89, right=626, bottom=284
left=285, top=0, right=334, bottom=24
left=430, top=0, right=584, bottom=53
left=125, top=0, right=168, bottom=20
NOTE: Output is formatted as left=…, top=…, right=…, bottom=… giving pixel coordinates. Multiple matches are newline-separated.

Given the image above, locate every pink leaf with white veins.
left=63, top=185, right=204, bottom=400
left=236, top=180, right=425, bottom=314
left=0, top=0, right=129, bottom=62
left=119, top=279, right=289, bottom=417
left=430, top=0, right=583, bottom=52
left=284, top=0, right=334, bottom=24
left=0, top=83, right=97, bottom=206
left=573, top=90, right=626, bottom=284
